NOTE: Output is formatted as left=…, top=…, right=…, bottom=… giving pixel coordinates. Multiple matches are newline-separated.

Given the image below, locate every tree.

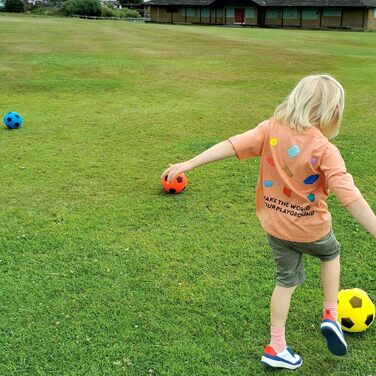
left=62, top=0, right=101, bottom=16
left=4, top=0, right=24, bottom=12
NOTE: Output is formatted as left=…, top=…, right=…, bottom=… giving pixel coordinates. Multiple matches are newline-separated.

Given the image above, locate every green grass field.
left=0, top=14, right=375, bottom=375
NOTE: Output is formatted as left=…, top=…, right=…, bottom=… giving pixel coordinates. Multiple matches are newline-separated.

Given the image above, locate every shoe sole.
left=321, top=322, right=347, bottom=356
left=261, top=356, right=303, bottom=370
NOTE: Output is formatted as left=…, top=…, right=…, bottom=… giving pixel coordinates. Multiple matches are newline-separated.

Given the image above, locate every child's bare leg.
left=321, top=255, right=340, bottom=319
left=271, top=285, right=297, bottom=327
left=269, top=285, right=297, bottom=353
left=262, top=284, right=302, bottom=368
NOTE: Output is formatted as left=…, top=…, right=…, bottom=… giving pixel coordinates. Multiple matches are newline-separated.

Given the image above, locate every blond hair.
left=274, top=74, right=345, bottom=139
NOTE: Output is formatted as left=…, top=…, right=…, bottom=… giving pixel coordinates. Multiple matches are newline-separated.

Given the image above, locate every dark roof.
left=254, top=0, right=376, bottom=6
left=144, top=0, right=214, bottom=5
left=145, top=0, right=376, bottom=6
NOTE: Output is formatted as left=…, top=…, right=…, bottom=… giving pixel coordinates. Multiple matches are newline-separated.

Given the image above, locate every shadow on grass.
left=0, top=127, right=22, bottom=132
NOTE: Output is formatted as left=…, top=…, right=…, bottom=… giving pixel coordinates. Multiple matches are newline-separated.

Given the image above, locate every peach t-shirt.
left=228, top=118, right=362, bottom=242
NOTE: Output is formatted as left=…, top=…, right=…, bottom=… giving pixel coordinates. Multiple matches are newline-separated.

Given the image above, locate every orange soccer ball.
left=161, top=173, right=188, bottom=194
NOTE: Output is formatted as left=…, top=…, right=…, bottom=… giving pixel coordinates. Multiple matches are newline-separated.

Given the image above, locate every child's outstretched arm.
left=321, top=147, right=376, bottom=240
left=345, top=198, right=376, bottom=239
left=161, top=140, right=236, bottom=183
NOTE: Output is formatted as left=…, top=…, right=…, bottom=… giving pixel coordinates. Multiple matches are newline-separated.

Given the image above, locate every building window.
left=302, top=8, right=319, bottom=20
left=245, top=7, right=255, bottom=18
left=186, top=7, right=198, bottom=17
left=265, top=9, right=278, bottom=19
left=283, top=8, right=297, bottom=19
left=227, top=7, right=234, bottom=17
left=201, top=7, right=209, bottom=17
left=323, top=8, right=341, bottom=17
left=374, top=8, right=376, bottom=18
left=217, top=8, right=223, bottom=17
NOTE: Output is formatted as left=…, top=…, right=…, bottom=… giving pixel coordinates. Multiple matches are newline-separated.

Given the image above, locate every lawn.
left=0, top=14, right=375, bottom=375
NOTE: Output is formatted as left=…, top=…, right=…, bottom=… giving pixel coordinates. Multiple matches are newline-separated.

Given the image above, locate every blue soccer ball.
left=4, top=111, right=23, bottom=129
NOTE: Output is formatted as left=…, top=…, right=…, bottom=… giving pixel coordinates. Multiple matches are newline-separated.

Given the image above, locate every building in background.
left=144, top=0, right=376, bottom=30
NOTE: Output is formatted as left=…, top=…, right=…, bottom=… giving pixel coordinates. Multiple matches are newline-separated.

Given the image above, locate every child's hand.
left=160, top=140, right=236, bottom=184
left=161, top=161, right=193, bottom=184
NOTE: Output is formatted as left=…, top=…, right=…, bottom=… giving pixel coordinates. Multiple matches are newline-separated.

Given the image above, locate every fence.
left=72, top=15, right=150, bottom=22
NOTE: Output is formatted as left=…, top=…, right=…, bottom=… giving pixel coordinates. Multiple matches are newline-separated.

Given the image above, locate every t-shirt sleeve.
left=228, top=120, right=268, bottom=160
left=320, top=145, right=362, bottom=207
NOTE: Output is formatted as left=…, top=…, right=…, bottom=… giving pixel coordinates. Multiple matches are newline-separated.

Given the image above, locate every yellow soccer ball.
left=338, top=288, right=375, bottom=333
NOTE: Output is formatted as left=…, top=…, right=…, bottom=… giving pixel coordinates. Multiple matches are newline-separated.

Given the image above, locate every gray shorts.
left=267, top=230, right=340, bottom=288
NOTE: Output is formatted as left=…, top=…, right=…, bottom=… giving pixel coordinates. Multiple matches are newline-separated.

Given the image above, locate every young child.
left=161, top=74, right=376, bottom=369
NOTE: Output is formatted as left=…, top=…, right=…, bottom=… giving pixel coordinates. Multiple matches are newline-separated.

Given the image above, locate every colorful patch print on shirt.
left=267, top=157, right=275, bottom=167
left=304, top=174, right=320, bottom=185
left=288, top=145, right=300, bottom=159
left=264, top=180, right=273, bottom=187
left=270, top=138, right=278, bottom=147
left=283, top=186, right=292, bottom=197
left=311, top=158, right=319, bottom=169
left=307, top=193, right=315, bottom=203
left=282, top=165, right=293, bottom=177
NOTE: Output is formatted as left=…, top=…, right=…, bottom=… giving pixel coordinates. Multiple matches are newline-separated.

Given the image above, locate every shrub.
left=62, top=0, right=101, bottom=16
left=29, top=6, right=63, bottom=16
left=4, top=0, right=24, bottom=12
left=101, top=6, right=139, bottom=18
left=121, top=7, right=139, bottom=18
left=101, top=6, right=116, bottom=17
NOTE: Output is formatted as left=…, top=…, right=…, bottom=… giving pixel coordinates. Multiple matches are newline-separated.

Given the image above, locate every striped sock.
left=323, top=301, right=338, bottom=321
left=270, top=326, right=286, bottom=353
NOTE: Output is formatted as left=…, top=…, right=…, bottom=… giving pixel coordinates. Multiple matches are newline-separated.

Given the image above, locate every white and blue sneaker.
left=261, top=345, right=303, bottom=369
left=321, top=310, right=347, bottom=356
